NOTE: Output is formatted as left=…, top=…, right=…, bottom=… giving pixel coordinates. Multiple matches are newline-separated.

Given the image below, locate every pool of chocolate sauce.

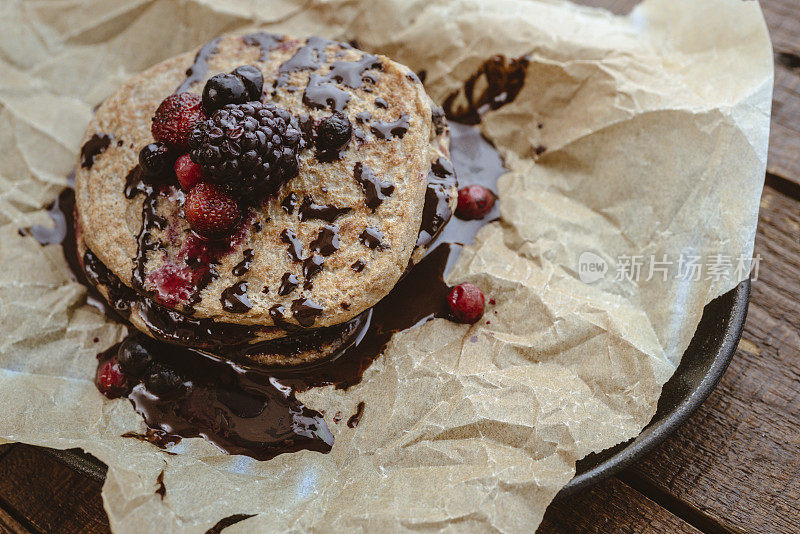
left=20, top=39, right=516, bottom=461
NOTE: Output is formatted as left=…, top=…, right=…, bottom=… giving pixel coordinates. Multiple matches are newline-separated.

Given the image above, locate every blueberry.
left=202, top=74, right=249, bottom=114
left=138, top=143, right=172, bottom=176
left=232, top=65, right=264, bottom=101
left=144, top=364, right=185, bottom=396
left=315, top=112, right=352, bottom=156
left=116, top=336, right=153, bottom=377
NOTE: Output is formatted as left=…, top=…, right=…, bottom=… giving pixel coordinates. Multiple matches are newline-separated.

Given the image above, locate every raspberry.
left=456, top=185, right=496, bottom=220
left=96, top=358, right=128, bottom=398
left=447, top=283, right=485, bottom=324
left=151, top=92, right=205, bottom=151
left=188, top=102, right=302, bottom=201
left=184, top=182, right=241, bottom=238
left=174, top=154, right=203, bottom=190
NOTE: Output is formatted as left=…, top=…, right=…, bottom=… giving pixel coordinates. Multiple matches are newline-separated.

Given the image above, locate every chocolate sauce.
left=347, top=401, right=365, bottom=428
left=232, top=249, right=254, bottom=276
left=303, top=254, right=324, bottom=279
left=278, top=273, right=299, bottom=296
left=291, top=298, right=324, bottom=327
left=18, top=189, right=70, bottom=246
left=359, top=227, right=388, bottom=250
left=326, top=54, right=382, bottom=88
left=280, top=229, right=303, bottom=262
left=431, top=122, right=504, bottom=247
left=370, top=114, right=410, bottom=140
left=97, top=339, right=333, bottom=461
left=351, top=259, right=366, bottom=272
left=242, top=32, right=283, bottom=61
left=277, top=36, right=332, bottom=85
left=310, top=225, right=340, bottom=256
left=175, top=37, right=222, bottom=93
left=221, top=281, right=252, bottom=313
left=80, top=133, right=113, bottom=169
left=281, top=192, right=299, bottom=214
left=442, top=54, right=529, bottom=124
left=354, top=162, right=394, bottom=211
left=131, top=183, right=167, bottom=289
left=303, top=74, right=351, bottom=112
left=416, top=157, right=457, bottom=249
left=298, top=197, right=350, bottom=222
left=374, top=98, right=388, bottom=109
left=355, top=111, right=372, bottom=124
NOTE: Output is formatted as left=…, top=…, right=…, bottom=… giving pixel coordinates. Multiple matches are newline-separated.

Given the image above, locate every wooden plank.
left=0, top=507, right=30, bottom=534
left=0, top=445, right=110, bottom=534
left=540, top=476, right=701, bottom=533
left=625, top=185, right=800, bottom=533
left=763, top=0, right=800, bottom=185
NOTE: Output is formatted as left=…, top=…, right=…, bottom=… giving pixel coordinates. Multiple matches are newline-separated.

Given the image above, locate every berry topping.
left=188, top=102, right=302, bottom=201
left=116, top=336, right=154, bottom=377
left=151, top=92, right=205, bottom=151
left=184, top=182, right=241, bottom=238
left=447, top=282, right=485, bottom=324
left=144, top=364, right=185, bottom=396
left=232, top=65, right=264, bottom=101
left=316, top=112, right=352, bottom=157
left=139, top=143, right=173, bottom=176
left=202, top=73, right=249, bottom=113
left=455, top=185, right=496, bottom=220
left=96, top=358, right=128, bottom=398
left=174, top=153, right=203, bottom=190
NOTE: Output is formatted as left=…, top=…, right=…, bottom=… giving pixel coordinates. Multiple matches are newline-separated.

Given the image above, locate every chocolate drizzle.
left=417, top=157, right=457, bottom=248
left=347, top=401, right=366, bottom=428
left=311, top=225, right=340, bottom=256
left=291, top=298, right=323, bottom=327
left=131, top=180, right=167, bottom=289
left=326, top=54, right=382, bottom=88
left=303, top=254, right=324, bottom=279
left=370, top=114, right=410, bottom=139
left=281, top=192, right=299, bottom=214
left=175, top=37, right=222, bottom=93
left=359, top=227, right=388, bottom=250
left=298, top=197, right=350, bottom=222
left=280, top=229, right=303, bottom=262
left=354, top=162, right=394, bottom=211
left=220, top=281, right=252, bottom=313
left=278, top=273, right=299, bottom=296
left=304, top=74, right=351, bottom=112
left=442, top=55, right=529, bottom=124
left=351, top=259, right=366, bottom=272
left=232, top=249, right=254, bottom=276
left=277, top=36, right=332, bottom=85
left=80, top=133, right=113, bottom=169
left=242, top=32, right=283, bottom=61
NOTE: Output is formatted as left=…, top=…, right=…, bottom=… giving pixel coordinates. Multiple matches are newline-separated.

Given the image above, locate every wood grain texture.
left=0, top=508, right=29, bottom=534
left=0, top=445, right=110, bottom=534
left=623, top=185, right=800, bottom=534
left=540, top=477, right=701, bottom=533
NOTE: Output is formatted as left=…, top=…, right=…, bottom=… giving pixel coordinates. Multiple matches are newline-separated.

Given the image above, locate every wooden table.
left=1, top=1, right=798, bottom=532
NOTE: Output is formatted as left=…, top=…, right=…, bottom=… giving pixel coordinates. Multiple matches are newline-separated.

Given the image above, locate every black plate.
left=44, top=279, right=750, bottom=497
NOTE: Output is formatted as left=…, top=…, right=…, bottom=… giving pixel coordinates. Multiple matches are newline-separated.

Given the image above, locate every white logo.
left=578, top=251, right=608, bottom=283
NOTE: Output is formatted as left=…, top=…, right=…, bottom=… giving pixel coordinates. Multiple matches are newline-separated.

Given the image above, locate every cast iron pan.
left=44, top=279, right=750, bottom=498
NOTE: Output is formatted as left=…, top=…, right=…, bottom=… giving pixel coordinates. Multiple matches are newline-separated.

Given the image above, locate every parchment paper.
left=0, top=0, right=772, bottom=531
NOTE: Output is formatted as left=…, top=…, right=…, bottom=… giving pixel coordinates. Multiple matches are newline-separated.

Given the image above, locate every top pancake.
left=76, top=32, right=449, bottom=330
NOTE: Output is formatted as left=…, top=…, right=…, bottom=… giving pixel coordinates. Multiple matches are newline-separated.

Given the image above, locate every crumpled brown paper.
left=0, top=0, right=772, bottom=531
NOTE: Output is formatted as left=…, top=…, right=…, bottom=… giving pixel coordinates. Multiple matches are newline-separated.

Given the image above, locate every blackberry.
left=139, top=143, right=172, bottom=176
left=188, top=102, right=302, bottom=201
left=144, top=364, right=185, bottom=396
